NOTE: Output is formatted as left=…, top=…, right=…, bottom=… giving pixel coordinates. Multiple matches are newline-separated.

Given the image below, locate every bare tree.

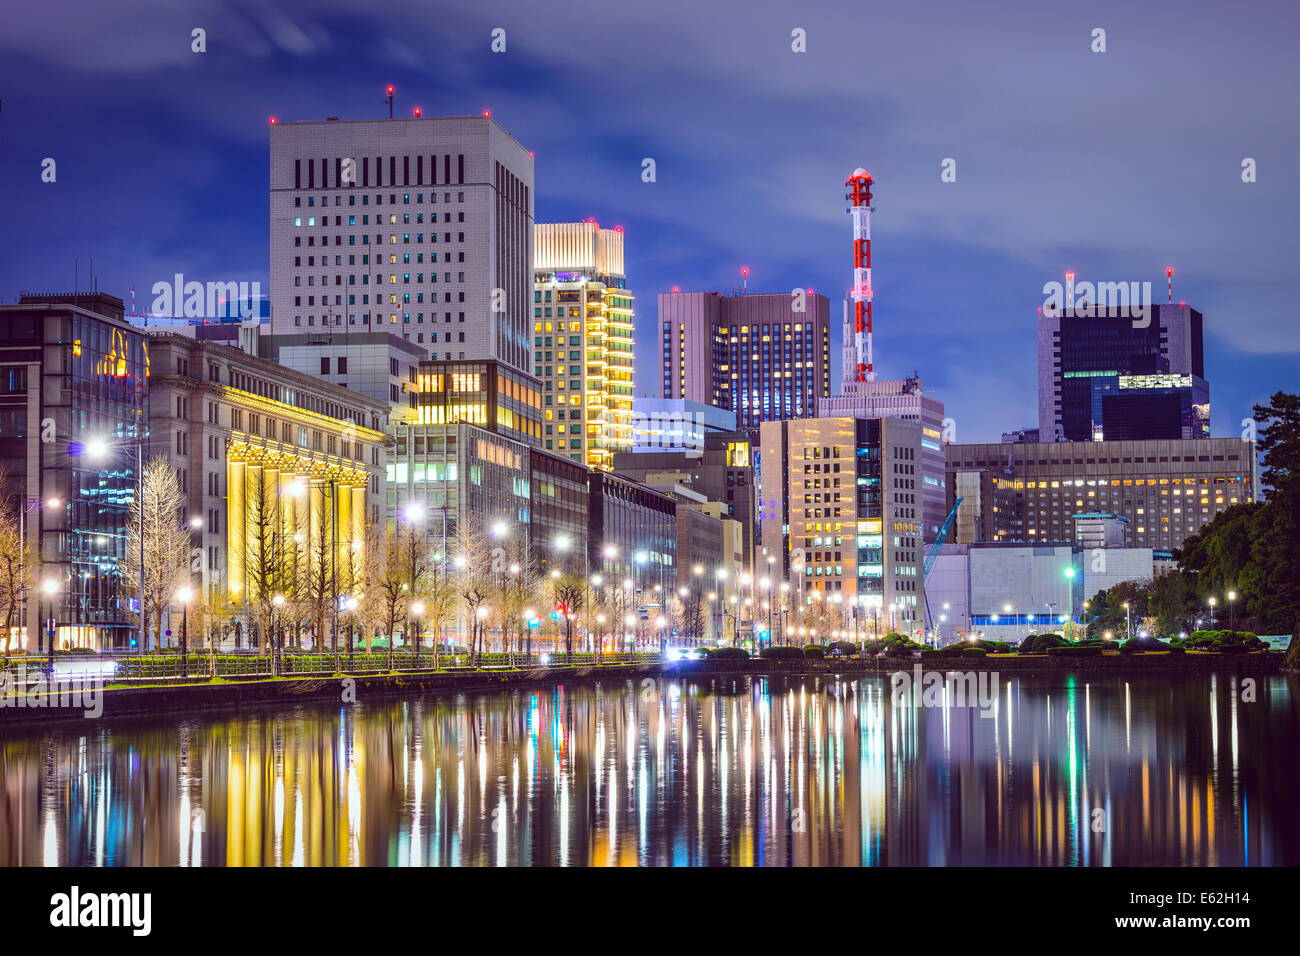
left=0, top=466, right=34, bottom=661
left=121, top=454, right=191, bottom=652
left=377, top=532, right=409, bottom=670
left=552, top=573, right=585, bottom=660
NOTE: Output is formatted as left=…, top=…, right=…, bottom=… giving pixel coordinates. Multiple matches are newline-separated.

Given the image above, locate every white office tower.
left=268, top=113, right=534, bottom=375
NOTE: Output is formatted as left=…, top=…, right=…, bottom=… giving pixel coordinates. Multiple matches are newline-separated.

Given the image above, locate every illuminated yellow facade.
left=534, top=221, right=635, bottom=470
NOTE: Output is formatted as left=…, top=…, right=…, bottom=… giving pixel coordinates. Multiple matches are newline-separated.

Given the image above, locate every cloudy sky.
left=1, top=0, right=1296, bottom=441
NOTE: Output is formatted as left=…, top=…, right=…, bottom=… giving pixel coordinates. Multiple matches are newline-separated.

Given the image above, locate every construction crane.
left=922, top=497, right=963, bottom=633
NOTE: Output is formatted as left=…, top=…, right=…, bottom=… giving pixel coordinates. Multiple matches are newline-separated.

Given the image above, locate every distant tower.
left=846, top=168, right=874, bottom=381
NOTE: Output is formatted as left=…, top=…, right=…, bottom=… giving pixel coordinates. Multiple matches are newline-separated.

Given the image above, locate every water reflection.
left=1, top=673, right=1296, bottom=866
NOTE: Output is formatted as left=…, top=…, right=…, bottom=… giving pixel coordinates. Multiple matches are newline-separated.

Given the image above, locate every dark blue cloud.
left=0, top=0, right=1295, bottom=440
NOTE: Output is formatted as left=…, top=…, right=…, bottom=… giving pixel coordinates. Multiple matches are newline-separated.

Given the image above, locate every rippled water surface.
left=2, top=672, right=1296, bottom=865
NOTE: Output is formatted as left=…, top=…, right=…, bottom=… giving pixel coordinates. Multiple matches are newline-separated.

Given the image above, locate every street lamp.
left=40, top=578, right=59, bottom=676
left=176, top=586, right=194, bottom=678
left=1227, top=590, right=1236, bottom=630
left=1122, top=600, right=1132, bottom=640
left=1207, top=596, right=1216, bottom=630
left=411, top=601, right=424, bottom=664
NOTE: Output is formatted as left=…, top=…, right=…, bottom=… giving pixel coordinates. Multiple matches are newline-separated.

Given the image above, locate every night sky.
left=1, top=0, right=1296, bottom=442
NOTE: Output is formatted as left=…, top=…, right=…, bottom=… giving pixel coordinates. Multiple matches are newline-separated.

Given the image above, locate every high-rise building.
left=760, top=416, right=925, bottom=637
left=268, top=113, right=534, bottom=376
left=1037, top=301, right=1209, bottom=442
left=821, top=372, right=948, bottom=542
left=658, top=291, right=831, bottom=442
left=533, top=222, right=635, bottom=468
left=946, top=437, right=1258, bottom=552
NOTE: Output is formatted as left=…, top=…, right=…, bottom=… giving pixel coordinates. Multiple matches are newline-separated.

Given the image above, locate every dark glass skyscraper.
left=1037, top=303, right=1208, bottom=442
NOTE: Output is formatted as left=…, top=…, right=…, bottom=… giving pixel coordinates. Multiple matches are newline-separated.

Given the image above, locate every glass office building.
left=0, top=295, right=149, bottom=649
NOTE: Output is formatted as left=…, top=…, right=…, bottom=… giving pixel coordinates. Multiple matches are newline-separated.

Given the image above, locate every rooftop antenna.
left=741, top=266, right=748, bottom=295
left=384, top=84, right=395, bottom=119
left=1166, top=266, right=1173, bottom=304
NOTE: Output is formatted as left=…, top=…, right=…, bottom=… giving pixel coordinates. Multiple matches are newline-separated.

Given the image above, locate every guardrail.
left=4, top=650, right=666, bottom=684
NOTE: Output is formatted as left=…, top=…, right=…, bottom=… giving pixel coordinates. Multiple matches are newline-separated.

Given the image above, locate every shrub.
left=760, top=646, right=803, bottom=660
left=802, top=645, right=825, bottom=659
left=1167, top=645, right=1186, bottom=655
left=1048, top=645, right=1104, bottom=657
left=961, top=647, right=988, bottom=657
left=825, top=641, right=859, bottom=657
left=710, top=647, right=750, bottom=660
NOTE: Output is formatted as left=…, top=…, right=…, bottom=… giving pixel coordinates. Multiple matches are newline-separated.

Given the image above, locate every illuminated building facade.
left=387, top=421, right=533, bottom=559
left=658, top=290, right=831, bottom=444
left=263, top=330, right=426, bottom=421
left=533, top=221, right=635, bottom=469
left=821, top=373, right=947, bottom=541
left=1, top=294, right=148, bottom=650
left=413, top=358, right=542, bottom=447
left=610, top=428, right=757, bottom=574
left=945, top=437, right=1259, bottom=552
left=760, top=416, right=925, bottom=635
left=588, top=472, right=677, bottom=631
left=268, top=113, right=535, bottom=378
left=146, top=335, right=387, bottom=630
left=1038, top=302, right=1209, bottom=441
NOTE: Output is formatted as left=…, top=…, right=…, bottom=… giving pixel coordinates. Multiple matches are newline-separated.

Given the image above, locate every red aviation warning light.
left=845, top=167, right=874, bottom=381
left=413, top=106, right=422, bottom=118
left=268, top=116, right=278, bottom=125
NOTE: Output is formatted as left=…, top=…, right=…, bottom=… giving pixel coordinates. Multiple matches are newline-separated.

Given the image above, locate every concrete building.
left=611, top=428, right=757, bottom=574
left=1038, top=301, right=1209, bottom=442
left=821, top=373, right=947, bottom=542
left=269, top=113, right=534, bottom=376
left=946, top=437, right=1257, bottom=552
left=630, top=397, right=737, bottom=454
left=263, top=330, right=426, bottom=419
left=146, top=334, right=389, bottom=642
left=533, top=221, right=635, bottom=469
left=760, top=416, right=925, bottom=637
left=658, top=290, right=831, bottom=442
left=927, top=541, right=1168, bottom=644
left=1073, top=512, right=1129, bottom=550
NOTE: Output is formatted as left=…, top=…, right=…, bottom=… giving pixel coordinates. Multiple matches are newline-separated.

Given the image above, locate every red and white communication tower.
left=846, top=168, right=874, bottom=381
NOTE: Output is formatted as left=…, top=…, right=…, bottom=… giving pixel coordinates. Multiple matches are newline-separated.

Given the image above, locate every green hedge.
left=1047, top=645, right=1105, bottom=657
left=802, top=646, right=825, bottom=659
left=760, top=646, right=804, bottom=660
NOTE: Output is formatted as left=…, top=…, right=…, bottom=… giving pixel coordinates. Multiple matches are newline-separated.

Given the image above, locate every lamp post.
left=1227, top=590, right=1236, bottom=630
left=1063, top=566, right=1076, bottom=637
left=1207, top=596, right=1216, bottom=630
left=40, top=578, right=59, bottom=677
left=345, top=596, right=358, bottom=668
left=176, top=586, right=193, bottom=678
left=411, top=601, right=424, bottom=665
left=1123, top=600, right=1132, bottom=640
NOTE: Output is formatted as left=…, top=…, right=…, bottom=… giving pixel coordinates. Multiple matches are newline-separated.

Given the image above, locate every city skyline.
left=1, top=0, right=1296, bottom=444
